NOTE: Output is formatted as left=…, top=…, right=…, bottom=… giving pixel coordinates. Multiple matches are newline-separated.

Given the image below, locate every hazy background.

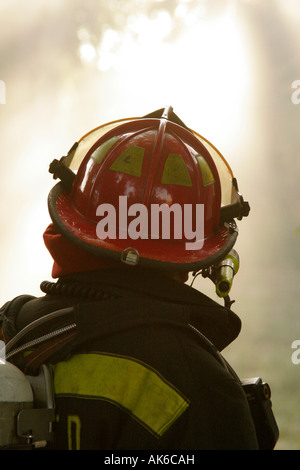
left=0, top=0, right=299, bottom=449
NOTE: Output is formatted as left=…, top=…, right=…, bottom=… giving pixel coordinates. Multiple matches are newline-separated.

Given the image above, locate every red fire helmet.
left=48, top=107, right=250, bottom=272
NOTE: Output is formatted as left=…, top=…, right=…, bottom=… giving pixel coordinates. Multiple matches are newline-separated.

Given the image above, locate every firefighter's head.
left=46, top=106, right=249, bottom=278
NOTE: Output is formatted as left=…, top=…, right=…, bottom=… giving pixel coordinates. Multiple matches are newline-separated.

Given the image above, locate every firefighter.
left=0, top=107, right=259, bottom=450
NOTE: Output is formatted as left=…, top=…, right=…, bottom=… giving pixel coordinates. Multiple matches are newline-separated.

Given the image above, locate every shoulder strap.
left=23, top=329, right=76, bottom=375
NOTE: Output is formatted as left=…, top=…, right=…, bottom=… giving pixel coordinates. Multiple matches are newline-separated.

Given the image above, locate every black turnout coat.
left=0, top=267, right=258, bottom=450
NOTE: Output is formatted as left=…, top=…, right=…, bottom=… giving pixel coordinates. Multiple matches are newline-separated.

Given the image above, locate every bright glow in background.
left=1, top=0, right=300, bottom=449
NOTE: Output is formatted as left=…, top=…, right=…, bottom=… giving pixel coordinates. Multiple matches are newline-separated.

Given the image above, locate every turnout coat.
left=0, top=267, right=258, bottom=450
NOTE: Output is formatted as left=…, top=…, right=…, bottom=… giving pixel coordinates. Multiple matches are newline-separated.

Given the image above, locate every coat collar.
left=59, top=267, right=242, bottom=351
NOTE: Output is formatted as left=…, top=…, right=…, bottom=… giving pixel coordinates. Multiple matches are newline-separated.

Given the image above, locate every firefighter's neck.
left=168, top=271, right=189, bottom=283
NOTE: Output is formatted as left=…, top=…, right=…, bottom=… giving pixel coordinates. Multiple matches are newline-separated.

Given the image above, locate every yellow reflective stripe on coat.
left=52, top=352, right=190, bottom=437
